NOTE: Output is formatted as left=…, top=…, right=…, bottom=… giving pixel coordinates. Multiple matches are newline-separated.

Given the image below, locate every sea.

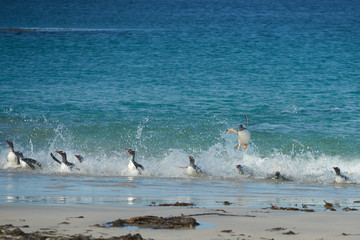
left=0, top=0, right=359, bottom=211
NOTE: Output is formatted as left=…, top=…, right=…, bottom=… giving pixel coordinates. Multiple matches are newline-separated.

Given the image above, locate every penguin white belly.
left=7, top=152, right=19, bottom=166
left=335, top=176, right=347, bottom=183
left=186, top=166, right=201, bottom=177
left=60, top=163, right=72, bottom=173
left=238, top=129, right=251, bottom=144
left=128, top=162, right=140, bottom=175
left=20, top=160, right=31, bottom=169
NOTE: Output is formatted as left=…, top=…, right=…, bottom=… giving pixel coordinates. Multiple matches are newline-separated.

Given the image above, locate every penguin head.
left=125, top=149, right=135, bottom=156
left=75, top=155, right=84, bottom=163
left=333, top=167, right=341, bottom=175
left=236, top=164, right=244, bottom=174
left=55, top=151, right=66, bottom=157
left=6, top=141, right=14, bottom=149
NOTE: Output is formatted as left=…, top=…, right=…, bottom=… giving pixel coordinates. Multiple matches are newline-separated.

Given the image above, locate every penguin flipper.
left=51, top=153, right=61, bottom=164
left=137, top=163, right=144, bottom=171
left=226, top=129, right=238, bottom=134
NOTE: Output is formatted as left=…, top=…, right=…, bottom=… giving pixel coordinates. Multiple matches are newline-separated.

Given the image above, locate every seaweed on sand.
left=158, top=201, right=195, bottom=207
left=0, top=224, right=149, bottom=240
left=109, top=215, right=199, bottom=229
left=270, top=205, right=315, bottom=212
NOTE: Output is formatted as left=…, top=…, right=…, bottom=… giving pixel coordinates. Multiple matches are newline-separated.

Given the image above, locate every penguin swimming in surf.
left=236, top=164, right=253, bottom=176
left=226, top=115, right=251, bottom=149
left=179, top=156, right=205, bottom=177
left=74, top=155, right=84, bottom=163
left=6, top=141, right=20, bottom=167
left=333, top=167, right=350, bottom=183
left=15, top=151, right=42, bottom=170
left=271, top=171, right=291, bottom=181
left=125, top=149, right=144, bottom=175
left=51, top=151, right=78, bottom=172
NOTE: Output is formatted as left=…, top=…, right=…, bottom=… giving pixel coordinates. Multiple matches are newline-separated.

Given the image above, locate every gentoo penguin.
left=15, top=151, right=42, bottom=170
left=226, top=115, right=251, bottom=149
left=333, top=167, right=350, bottom=183
left=6, top=141, right=20, bottom=166
left=179, top=156, right=204, bottom=176
left=187, top=156, right=204, bottom=176
left=125, top=149, right=144, bottom=175
left=271, top=171, right=290, bottom=181
left=236, top=164, right=253, bottom=176
left=51, top=151, right=76, bottom=172
left=74, top=155, right=84, bottom=163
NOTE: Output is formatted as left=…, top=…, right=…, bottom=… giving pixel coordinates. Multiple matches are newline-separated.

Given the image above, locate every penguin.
left=179, top=156, right=204, bottom=177
left=226, top=115, right=251, bottom=149
left=51, top=151, right=76, bottom=172
left=74, top=155, right=84, bottom=163
left=16, top=151, right=42, bottom=170
left=236, top=164, right=253, bottom=176
left=125, top=149, right=144, bottom=175
left=333, top=167, right=350, bottom=183
left=6, top=141, right=20, bottom=167
left=271, top=171, right=291, bottom=181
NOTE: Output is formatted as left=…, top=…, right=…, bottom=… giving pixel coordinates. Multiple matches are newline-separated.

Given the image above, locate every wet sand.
left=1, top=204, right=360, bottom=239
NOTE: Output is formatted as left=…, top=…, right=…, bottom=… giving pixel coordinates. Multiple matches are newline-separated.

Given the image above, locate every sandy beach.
left=0, top=204, right=359, bottom=240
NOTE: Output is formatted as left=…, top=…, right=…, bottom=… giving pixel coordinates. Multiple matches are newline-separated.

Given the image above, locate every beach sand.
left=0, top=204, right=359, bottom=240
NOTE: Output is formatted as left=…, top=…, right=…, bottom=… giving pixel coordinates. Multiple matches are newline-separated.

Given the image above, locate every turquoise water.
left=0, top=0, right=359, bottom=207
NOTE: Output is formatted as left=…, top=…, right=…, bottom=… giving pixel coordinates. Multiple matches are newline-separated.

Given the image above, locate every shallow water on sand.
left=1, top=170, right=359, bottom=211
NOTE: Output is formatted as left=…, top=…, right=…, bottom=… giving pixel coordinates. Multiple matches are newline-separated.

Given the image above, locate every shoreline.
left=1, top=204, right=359, bottom=239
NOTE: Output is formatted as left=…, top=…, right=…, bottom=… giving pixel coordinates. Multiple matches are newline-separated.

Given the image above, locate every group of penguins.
left=5, top=140, right=83, bottom=172
left=3, top=140, right=195, bottom=176
left=4, top=139, right=197, bottom=176
left=4, top=140, right=141, bottom=174
left=225, top=115, right=351, bottom=184
left=4, top=139, right=351, bottom=183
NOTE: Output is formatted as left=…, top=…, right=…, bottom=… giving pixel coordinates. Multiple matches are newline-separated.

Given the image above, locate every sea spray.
left=1, top=133, right=359, bottom=185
